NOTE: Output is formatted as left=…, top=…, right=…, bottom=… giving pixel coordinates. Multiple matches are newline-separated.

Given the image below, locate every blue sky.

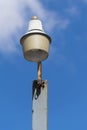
left=0, top=0, right=87, bottom=130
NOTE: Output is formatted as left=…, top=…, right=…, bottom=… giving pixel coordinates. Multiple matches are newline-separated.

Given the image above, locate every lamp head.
left=20, top=16, right=51, bottom=62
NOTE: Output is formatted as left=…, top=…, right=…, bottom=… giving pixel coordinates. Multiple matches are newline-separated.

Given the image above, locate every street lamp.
left=20, top=16, right=51, bottom=80
left=20, top=16, right=51, bottom=62
left=20, top=16, right=51, bottom=130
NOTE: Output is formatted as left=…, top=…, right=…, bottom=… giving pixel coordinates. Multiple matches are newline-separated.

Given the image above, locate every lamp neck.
left=37, top=62, right=42, bottom=80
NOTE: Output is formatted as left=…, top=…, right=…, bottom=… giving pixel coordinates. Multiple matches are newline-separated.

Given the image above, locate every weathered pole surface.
left=32, top=80, right=48, bottom=130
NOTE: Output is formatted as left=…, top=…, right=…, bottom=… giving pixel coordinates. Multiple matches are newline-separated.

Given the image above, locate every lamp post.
left=20, top=16, right=51, bottom=130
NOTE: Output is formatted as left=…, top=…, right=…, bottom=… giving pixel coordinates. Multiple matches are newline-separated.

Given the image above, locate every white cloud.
left=24, top=0, right=46, bottom=19
left=0, top=0, right=24, bottom=54
left=0, top=0, right=69, bottom=55
left=0, top=1, right=23, bottom=36
left=24, top=0, right=70, bottom=31
left=66, top=6, right=79, bottom=17
left=82, top=0, right=87, bottom=3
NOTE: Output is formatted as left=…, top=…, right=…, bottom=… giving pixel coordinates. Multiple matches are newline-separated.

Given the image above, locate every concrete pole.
left=32, top=80, right=48, bottom=130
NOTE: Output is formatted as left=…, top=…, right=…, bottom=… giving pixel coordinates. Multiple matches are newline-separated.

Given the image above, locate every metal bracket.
left=32, top=80, right=45, bottom=100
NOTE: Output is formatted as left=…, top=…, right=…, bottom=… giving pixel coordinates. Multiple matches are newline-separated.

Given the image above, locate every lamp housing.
left=20, top=16, right=51, bottom=62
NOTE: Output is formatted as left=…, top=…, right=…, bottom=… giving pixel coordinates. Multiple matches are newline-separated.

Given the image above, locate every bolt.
left=31, top=16, right=38, bottom=20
